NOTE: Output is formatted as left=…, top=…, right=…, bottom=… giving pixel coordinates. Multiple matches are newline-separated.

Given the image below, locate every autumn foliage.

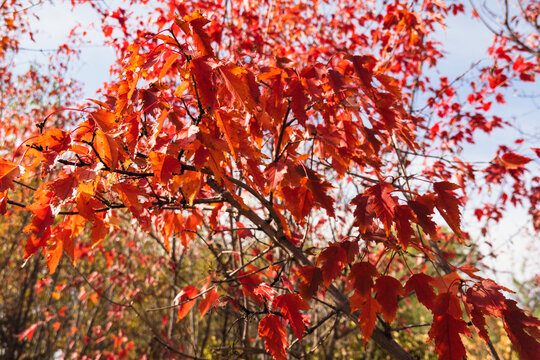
left=1, top=0, right=539, bottom=359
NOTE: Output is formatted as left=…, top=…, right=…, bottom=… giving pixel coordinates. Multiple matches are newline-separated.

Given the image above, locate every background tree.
left=1, top=1, right=539, bottom=359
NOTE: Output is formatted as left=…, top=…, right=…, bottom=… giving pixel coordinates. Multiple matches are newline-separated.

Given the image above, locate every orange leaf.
left=113, top=182, right=142, bottom=217
left=91, top=109, right=117, bottom=132
left=149, top=152, right=182, bottom=184
left=281, top=185, right=314, bottom=221
left=46, top=227, right=71, bottom=274
left=199, top=288, right=219, bottom=317
left=258, top=314, right=288, bottom=360
left=94, top=129, right=118, bottom=170
left=33, top=128, right=71, bottom=153
left=175, top=286, right=198, bottom=322
left=0, top=158, right=20, bottom=192
left=500, top=152, right=531, bottom=169
left=220, top=64, right=260, bottom=113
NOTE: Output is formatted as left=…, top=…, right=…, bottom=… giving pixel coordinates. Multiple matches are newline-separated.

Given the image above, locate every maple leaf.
left=374, top=276, right=404, bottom=323
left=199, top=288, right=219, bottom=318
left=393, top=205, right=415, bottom=249
left=272, top=294, right=310, bottom=341
left=175, top=285, right=198, bottom=322
left=286, top=78, right=308, bottom=126
left=0, top=191, right=7, bottom=215
left=346, top=262, right=379, bottom=299
left=500, top=152, right=531, bottom=169
left=265, top=161, right=287, bottom=191
left=258, top=314, right=288, bottom=360
left=357, top=295, right=381, bottom=346
left=239, top=271, right=264, bottom=305
left=32, top=128, right=71, bottom=153
left=24, top=202, right=54, bottom=240
left=351, top=194, right=375, bottom=233
left=91, top=109, right=117, bottom=132
left=190, top=57, right=217, bottom=112
left=317, top=244, right=347, bottom=287
left=408, top=194, right=438, bottom=238
left=281, top=185, right=314, bottom=221
left=0, top=158, right=20, bottom=192
left=94, top=129, right=118, bottom=170
left=113, top=182, right=143, bottom=218
left=45, top=227, right=72, bottom=274
left=177, top=10, right=214, bottom=57
left=149, top=151, right=182, bottom=184
left=296, top=265, right=323, bottom=301
left=220, top=63, right=260, bottom=114
left=429, top=313, right=471, bottom=360
left=433, top=182, right=463, bottom=239
left=405, top=273, right=436, bottom=310
left=254, top=283, right=277, bottom=301
left=501, top=299, right=540, bottom=360
left=365, top=183, right=396, bottom=235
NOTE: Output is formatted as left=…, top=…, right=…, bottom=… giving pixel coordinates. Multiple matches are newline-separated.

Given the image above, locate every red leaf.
left=239, top=271, right=264, bottom=305
left=190, top=57, right=217, bottom=111
left=357, top=295, right=381, bottom=346
left=199, top=288, right=219, bottom=318
left=272, top=294, right=310, bottom=341
left=500, top=152, right=531, bottom=169
left=405, top=273, right=436, bottom=310
left=408, top=194, right=437, bottom=238
left=0, top=158, right=20, bottom=192
left=501, top=299, right=540, bottom=360
left=374, top=276, right=404, bottom=323
left=281, top=185, right=314, bottom=221
left=175, top=286, right=198, bottom=321
left=286, top=78, right=308, bottom=126
left=428, top=313, right=470, bottom=360
left=394, top=205, right=415, bottom=249
left=258, top=314, right=288, bottom=360
left=265, top=162, right=287, bottom=191
left=0, top=191, right=7, bottom=215
left=18, top=323, right=39, bottom=341
left=317, top=244, right=347, bottom=286
left=346, top=262, right=379, bottom=298
left=433, top=182, right=462, bottom=238
left=365, top=183, right=396, bottom=235
left=296, top=265, right=323, bottom=301
left=254, top=283, right=277, bottom=301
left=24, top=202, right=54, bottom=240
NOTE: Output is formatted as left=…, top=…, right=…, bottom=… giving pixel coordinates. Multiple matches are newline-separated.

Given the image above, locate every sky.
left=15, top=0, right=540, bottom=288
